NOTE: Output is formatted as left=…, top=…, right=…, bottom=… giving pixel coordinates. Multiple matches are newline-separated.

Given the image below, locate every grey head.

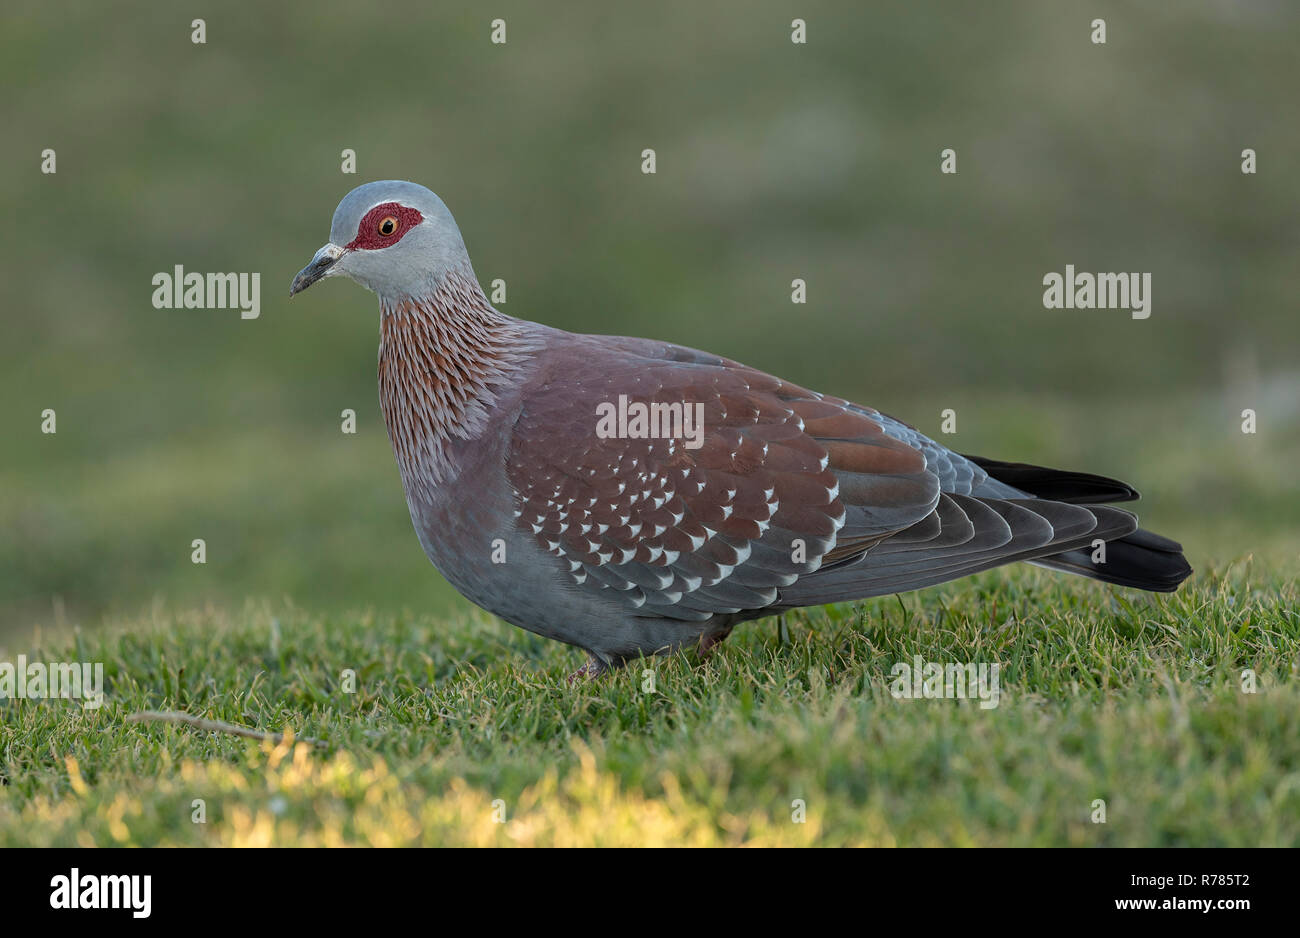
left=290, top=180, right=473, bottom=302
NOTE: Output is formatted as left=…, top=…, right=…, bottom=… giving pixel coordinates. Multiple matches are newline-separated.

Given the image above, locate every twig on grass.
left=125, top=710, right=329, bottom=749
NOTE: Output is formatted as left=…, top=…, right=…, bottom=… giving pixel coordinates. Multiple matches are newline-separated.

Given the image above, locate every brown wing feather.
left=505, top=344, right=938, bottom=620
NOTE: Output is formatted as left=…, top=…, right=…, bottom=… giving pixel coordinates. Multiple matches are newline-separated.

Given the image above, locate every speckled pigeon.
left=290, top=181, right=1191, bottom=677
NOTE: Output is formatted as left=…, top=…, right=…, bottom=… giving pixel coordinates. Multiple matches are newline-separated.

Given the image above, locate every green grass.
left=2, top=560, right=1295, bottom=846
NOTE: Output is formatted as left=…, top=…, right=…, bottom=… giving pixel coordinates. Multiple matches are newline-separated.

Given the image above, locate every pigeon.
left=290, top=180, right=1192, bottom=677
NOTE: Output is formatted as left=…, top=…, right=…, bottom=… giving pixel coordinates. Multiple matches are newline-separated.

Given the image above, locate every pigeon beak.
left=290, top=242, right=346, bottom=296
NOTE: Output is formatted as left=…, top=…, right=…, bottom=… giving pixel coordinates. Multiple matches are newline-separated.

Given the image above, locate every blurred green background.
left=1, top=0, right=1296, bottom=639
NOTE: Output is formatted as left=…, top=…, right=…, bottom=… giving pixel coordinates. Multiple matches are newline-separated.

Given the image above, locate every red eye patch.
left=345, top=202, right=424, bottom=251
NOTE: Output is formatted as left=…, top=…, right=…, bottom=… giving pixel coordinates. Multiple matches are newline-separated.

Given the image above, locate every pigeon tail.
left=966, top=454, right=1193, bottom=592
left=1031, top=528, right=1192, bottom=592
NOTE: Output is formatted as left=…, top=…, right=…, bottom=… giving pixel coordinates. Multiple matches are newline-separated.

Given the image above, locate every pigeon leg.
left=567, top=654, right=609, bottom=683
left=697, top=627, right=735, bottom=658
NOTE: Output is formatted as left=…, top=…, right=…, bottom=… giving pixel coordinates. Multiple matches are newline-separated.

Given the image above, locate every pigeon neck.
left=377, top=268, right=532, bottom=498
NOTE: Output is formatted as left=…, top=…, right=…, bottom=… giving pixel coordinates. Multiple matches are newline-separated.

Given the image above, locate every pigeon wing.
left=505, top=342, right=939, bottom=621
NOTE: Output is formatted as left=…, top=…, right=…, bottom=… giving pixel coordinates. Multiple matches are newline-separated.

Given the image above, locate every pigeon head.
left=290, top=180, right=472, bottom=301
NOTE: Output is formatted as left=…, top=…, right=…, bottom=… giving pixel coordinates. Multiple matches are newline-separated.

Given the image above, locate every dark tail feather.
left=965, top=454, right=1192, bottom=592
left=1032, top=528, right=1192, bottom=592
left=962, top=454, right=1139, bottom=504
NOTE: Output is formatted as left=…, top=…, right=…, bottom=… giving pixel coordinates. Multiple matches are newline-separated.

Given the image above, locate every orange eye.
left=378, top=216, right=398, bottom=236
